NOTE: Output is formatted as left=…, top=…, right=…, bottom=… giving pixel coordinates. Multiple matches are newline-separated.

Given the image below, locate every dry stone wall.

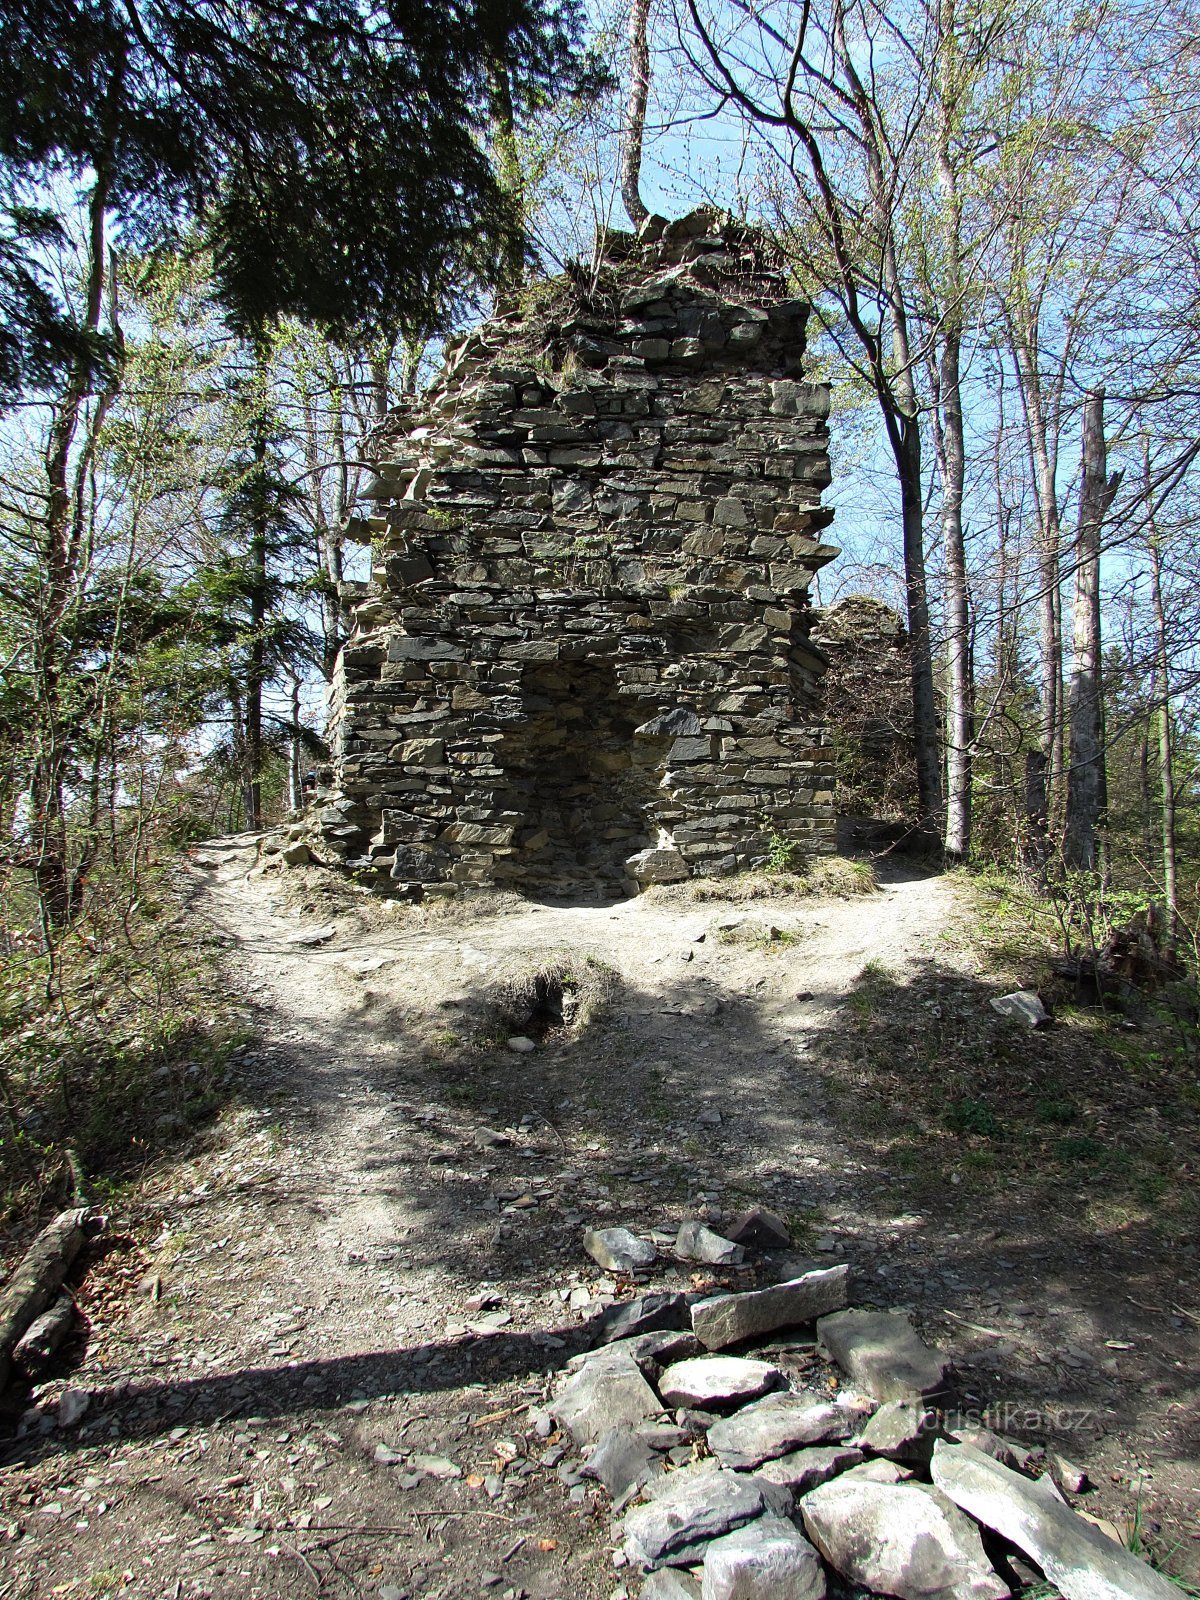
left=318, top=209, right=839, bottom=899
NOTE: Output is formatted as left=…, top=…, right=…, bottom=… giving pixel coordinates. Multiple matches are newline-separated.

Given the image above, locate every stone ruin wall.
left=317, top=210, right=840, bottom=900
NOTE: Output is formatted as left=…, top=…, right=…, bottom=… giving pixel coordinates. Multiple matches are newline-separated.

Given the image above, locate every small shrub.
left=944, top=1098, right=1002, bottom=1137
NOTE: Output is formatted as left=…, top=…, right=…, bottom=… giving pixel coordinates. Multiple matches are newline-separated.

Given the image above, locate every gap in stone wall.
left=493, top=661, right=663, bottom=901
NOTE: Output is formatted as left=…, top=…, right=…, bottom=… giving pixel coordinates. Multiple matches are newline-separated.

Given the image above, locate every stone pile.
left=542, top=1256, right=1178, bottom=1600
left=316, top=208, right=838, bottom=901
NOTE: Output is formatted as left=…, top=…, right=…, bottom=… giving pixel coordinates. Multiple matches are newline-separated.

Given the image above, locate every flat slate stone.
left=624, top=1466, right=766, bottom=1569
left=551, top=1346, right=662, bottom=1444
left=658, top=1356, right=782, bottom=1410
left=840, top=1457, right=913, bottom=1484
left=800, top=1475, right=1010, bottom=1600
left=816, top=1308, right=947, bottom=1401
left=754, top=1444, right=863, bottom=1494
left=584, top=1226, right=656, bottom=1273
left=856, top=1399, right=941, bottom=1462
left=708, top=1395, right=854, bottom=1469
left=692, top=1266, right=849, bottom=1350
left=676, top=1220, right=745, bottom=1266
left=701, top=1515, right=826, bottom=1599
left=931, top=1440, right=1181, bottom=1600
left=641, top=1570, right=701, bottom=1599
left=597, top=1292, right=690, bottom=1345
left=626, top=1329, right=704, bottom=1370
left=582, top=1425, right=660, bottom=1498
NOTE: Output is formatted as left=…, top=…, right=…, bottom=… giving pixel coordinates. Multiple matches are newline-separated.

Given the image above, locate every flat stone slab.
left=626, top=1329, right=704, bottom=1370
left=708, top=1395, right=855, bottom=1469
left=624, top=1467, right=766, bottom=1569
left=676, top=1220, right=745, bottom=1266
left=551, top=1347, right=662, bottom=1444
left=701, top=1515, right=826, bottom=1599
left=658, top=1355, right=782, bottom=1410
left=841, top=1457, right=913, bottom=1484
left=584, top=1226, right=656, bottom=1272
left=582, top=1425, right=660, bottom=1498
left=641, top=1570, right=701, bottom=1599
left=692, top=1266, right=849, bottom=1350
left=597, top=1292, right=689, bottom=1345
left=931, top=1440, right=1182, bottom=1600
left=800, top=1475, right=1010, bottom=1600
left=816, top=1308, right=947, bottom=1401
left=856, top=1399, right=941, bottom=1462
left=754, top=1444, right=864, bottom=1494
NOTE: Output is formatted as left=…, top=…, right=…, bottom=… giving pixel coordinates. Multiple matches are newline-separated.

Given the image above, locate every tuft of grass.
left=1054, top=1134, right=1107, bottom=1163
left=944, top=1097, right=1003, bottom=1137
left=649, top=855, right=878, bottom=904
left=1035, top=1098, right=1078, bottom=1125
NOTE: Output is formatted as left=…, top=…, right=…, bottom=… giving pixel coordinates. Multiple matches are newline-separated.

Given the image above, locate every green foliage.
left=944, top=1097, right=1003, bottom=1137
left=0, top=0, right=600, bottom=397
left=766, top=832, right=804, bottom=874
left=0, top=865, right=244, bottom=1219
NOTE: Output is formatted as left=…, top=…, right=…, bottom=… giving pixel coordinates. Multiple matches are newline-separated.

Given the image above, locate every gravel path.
left=2, top=842, right=1194, bottom=1598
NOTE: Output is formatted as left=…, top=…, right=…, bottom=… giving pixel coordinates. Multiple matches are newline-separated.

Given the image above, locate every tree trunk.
left=939, top=335, right=972, bottom=863
left=245, top=507, right=267, bottom=833
left=933, top=10, right=971, bottom=861
left=33, top=156, right=115, bottom=932
left=1063, top=388, right=1118, bottom=870
left=1147, top=530, right=1178, bottom=935
left=896, top=422, right=944, bottom=831
left=829, top=0, right=942, bottom=831
left=621, top=0, right=653, bottom=227
left=288, top=679, right=304, bottom=813
left=0, top=1209, right=90, bottom=1391
left=489, top=59, right=526, bottom=291
left=1008, top=330, right=1065, bottom=816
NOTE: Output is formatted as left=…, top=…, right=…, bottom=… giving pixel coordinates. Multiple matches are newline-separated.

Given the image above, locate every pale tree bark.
left=1006, top=320, right=1065, bottom=810
left=932, top=0, right=972, bottom=861
left=1146, top=514, right=1178, bottom=936
left=1063, top=387, right=1120, bottom=870
left=621, top=0, right=653, bottom=228
left=288, top=677, right=304, bottom=813
left=242, top=357, right=270, bottom=834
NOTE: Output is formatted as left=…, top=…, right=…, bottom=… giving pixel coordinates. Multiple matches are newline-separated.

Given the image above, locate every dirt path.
left=1, top=844, right=1195, bottom=1598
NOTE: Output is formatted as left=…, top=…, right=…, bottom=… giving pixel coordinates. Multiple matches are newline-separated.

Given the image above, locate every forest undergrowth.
left=811, top=867, right=1200, bottom=1247
left=0, top=863, right=246, bottom=1226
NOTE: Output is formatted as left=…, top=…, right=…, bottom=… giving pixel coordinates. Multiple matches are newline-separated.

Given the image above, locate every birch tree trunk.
left=621, top=0, right=653, bottom=227
left=934, top=8, right=972, bottom=860
left=1063, top=388, right=1118, bottom=870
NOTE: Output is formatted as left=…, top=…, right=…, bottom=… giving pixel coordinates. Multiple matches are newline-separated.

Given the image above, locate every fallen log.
left=12, top=1291, right=76, bottom=1379
left=0, top=1208, right=91, bottom=1390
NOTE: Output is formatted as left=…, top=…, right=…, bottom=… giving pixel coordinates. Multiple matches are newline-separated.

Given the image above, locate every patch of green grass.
left=1053, top=1134, right=1107, bottom=1163
left=1035, top=1098, right=1078, bottom=1125
left=944, top=1097, right=1003, bottom=1137
left=785, top=1205, right=825, bottom=1249
left=649, top=855, right=878, bottom=904
left=846, top=959, right=898, bottom=1021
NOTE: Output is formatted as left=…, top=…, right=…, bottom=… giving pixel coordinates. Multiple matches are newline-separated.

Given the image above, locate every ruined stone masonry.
left=318, top=209, right=839, bottom=899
